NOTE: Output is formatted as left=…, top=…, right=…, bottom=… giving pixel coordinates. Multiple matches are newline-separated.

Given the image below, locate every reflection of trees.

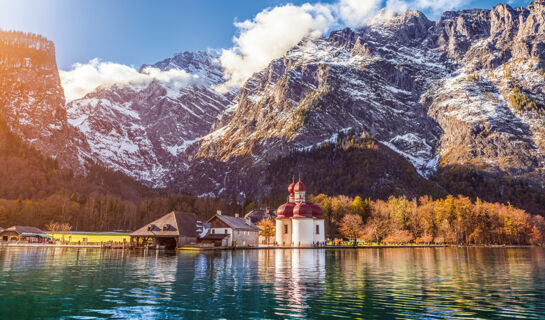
left=307, top=248, right=545, bottom=318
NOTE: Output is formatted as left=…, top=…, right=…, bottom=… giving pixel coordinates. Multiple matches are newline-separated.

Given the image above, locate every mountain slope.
left=180, top=2, right=545, bottom=207
left=66, top=51, right=234, bottom=186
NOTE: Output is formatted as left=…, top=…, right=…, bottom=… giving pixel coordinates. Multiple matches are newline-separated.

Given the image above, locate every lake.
left=0, top=247, right=544, bottom=319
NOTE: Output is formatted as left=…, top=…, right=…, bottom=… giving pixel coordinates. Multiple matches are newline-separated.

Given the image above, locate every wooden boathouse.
left=130, top=211, right=201, bottom=249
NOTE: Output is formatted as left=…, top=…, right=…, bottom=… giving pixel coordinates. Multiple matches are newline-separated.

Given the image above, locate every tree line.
left=312, top=194, right=545, bottom=245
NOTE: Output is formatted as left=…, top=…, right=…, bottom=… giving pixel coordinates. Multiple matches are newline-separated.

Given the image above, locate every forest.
left=313, top=194, right=545, bottom=246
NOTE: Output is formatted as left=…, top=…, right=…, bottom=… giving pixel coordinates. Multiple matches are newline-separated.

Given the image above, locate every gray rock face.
left=4, top=4, right=544, bottom=201
left=0, top=31, right=79, bottom=167
left=180, top=2, right=545, bottom=199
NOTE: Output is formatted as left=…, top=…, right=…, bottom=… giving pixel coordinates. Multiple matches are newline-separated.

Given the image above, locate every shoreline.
left=0, top=243, right=538, bottom=250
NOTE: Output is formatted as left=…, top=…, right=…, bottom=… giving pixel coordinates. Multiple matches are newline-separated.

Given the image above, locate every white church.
left=275, top=180, right=325, bottom=246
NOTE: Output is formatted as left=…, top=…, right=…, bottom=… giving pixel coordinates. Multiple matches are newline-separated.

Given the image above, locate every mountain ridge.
left=1, top=3, right=545, bottom=215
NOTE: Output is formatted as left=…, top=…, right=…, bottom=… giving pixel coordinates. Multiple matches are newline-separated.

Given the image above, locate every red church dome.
left=277, top=202, right=295, bottom=219
left=294, top=180, right=306, bottom=192
left=293, top=202, right=313, bottom=218
left=288, top=182, right=295, bottom=195
left=310, top=203, right=323, bottom=219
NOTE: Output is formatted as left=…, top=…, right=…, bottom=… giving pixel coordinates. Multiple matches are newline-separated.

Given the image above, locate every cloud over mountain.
left=218, top=0, right=467, bottom=89
left=60, top=58, right=201, bottom=101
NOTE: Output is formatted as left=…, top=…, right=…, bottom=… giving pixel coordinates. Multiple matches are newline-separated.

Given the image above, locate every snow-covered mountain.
left=2, top=2, right=545, bottom=208
left=65, top=51, right=234, bottom=186
left=180, top=2, right=545, bottom=198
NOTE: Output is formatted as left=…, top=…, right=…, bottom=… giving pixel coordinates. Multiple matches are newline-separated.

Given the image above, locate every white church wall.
left=313, top=220, right=325, bottom=244
left=276, top=219, right=292, bottom=246
left=292, top=218, right=315, bottom=246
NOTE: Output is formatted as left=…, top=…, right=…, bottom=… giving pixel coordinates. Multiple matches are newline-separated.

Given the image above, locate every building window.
left=225, top=229, right=228, bottom=234
left=212, top=229, right=215, bottom=234
left=316, top=225, right=320, bottom=235
left=284, top=225, right=288, bottom=234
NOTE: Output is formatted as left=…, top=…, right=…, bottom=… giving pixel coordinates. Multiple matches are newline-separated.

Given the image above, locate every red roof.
left=310, top=203, right=323, bottom=219
left=293, top=203, right=313, bottom=218
left=294, top=180, right=306, bottom=192
left=288, top=182, right=295, bottom=195
left=277, top=202, right=295, bottom=219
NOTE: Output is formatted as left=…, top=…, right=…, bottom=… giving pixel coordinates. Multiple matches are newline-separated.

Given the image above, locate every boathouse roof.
left=130, top=212, right=200, bottom=237
left=1, top=226, right=46, bottom=235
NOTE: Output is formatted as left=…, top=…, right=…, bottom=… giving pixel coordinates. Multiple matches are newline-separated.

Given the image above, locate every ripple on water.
left=0, top=247, right=544, bottom=319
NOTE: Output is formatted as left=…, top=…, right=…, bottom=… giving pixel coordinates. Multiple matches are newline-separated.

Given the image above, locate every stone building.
left=276, top=180, right=325, bottom=246
left=207, top=213, right=260, bottom=247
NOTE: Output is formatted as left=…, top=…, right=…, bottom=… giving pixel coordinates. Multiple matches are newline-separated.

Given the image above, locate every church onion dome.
left=277, top=202, right=295, bottom=219
left=293, top=202, right=313, bottom=218
left=294, top=180, right=306, bottom=192
left=288, top=182, right=295, bottom=195
left=310, top=203, right=323, bottom=219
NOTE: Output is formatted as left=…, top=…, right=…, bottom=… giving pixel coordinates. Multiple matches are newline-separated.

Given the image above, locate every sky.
left=0, top=0, right=531, bottom=100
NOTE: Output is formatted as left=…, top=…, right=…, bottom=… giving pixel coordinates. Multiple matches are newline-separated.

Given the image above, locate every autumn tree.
left=338, top=214, right=364, bottom=241
left=257, top=219, right=275, bottom=245
left=46, top=220, right=72, bottom=242
left=351, top=196, right=370, bottom=222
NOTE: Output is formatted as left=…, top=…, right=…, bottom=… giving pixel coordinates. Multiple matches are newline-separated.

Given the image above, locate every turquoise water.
left=0, top=247, right=544, bottom=319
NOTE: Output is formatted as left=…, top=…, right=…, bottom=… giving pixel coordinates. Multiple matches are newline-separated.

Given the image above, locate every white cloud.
left=337, top=0, right=383, bottom=28
left=219, top=3, right=336, bottom=90
left=60, top=58, right=201, bottom=101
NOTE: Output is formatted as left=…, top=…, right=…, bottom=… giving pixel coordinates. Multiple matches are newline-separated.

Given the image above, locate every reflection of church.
left=275, top=180, right=325, bottom=246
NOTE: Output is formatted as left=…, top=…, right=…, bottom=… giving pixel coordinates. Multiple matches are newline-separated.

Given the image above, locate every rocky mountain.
left=0, top=31, right=77, bottom=167
left=1, top=2, right=545, bottom=214
left=66, top=51, right=234, bottom=186
left=179, top=1, right=545, bottom=205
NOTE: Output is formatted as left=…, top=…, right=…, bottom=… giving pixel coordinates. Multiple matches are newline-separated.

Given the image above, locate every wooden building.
left=130, top=211, right=201, bottom=249
left=207, top=213, right=260, bottom=247
left=0, top=226, right=51, bottom=242
left=199, top=233, right=229, bottom=247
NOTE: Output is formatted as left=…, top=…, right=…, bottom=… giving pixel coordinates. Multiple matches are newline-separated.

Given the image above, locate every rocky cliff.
left=0, top=31, right=76, bottom=166
left=180, top=2, right=545, bottom=204
left=2, top=3, right=545, bottom=213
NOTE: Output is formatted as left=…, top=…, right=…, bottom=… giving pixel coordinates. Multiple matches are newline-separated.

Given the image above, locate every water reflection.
left=0, top=247, right=543, bottom=319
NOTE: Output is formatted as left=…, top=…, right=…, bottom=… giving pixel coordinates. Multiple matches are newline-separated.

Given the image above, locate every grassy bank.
left=48, top=231, right=130, bottom=243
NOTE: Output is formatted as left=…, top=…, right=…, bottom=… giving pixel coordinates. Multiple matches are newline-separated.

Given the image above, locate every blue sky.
left=0, top=0, right=530, bottom=70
